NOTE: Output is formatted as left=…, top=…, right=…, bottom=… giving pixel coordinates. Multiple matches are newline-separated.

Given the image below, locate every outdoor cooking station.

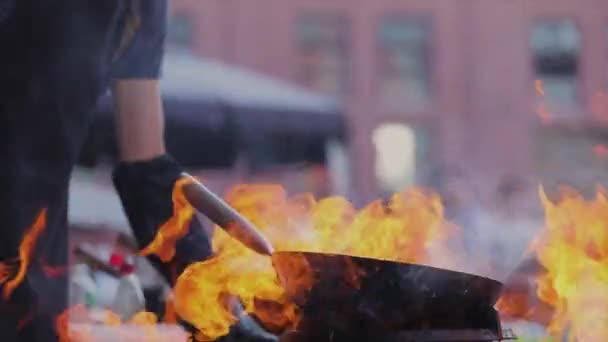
left=271, top=252, right=517, bottom=342
left=177, top=179, right=518, bottom=342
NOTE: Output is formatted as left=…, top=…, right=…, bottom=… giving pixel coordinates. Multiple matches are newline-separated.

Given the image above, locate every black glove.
left=218, top=314, right=279, bottom=342
left=113, top=155, right=277, bottom=341
left=112, top=155, right=213, bottom=284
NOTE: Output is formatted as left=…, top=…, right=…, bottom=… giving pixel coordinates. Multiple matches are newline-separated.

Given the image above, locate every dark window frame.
left=530, top=18, right=582, bottom=107
left=375, top=13, right=435, bottom=112
left=294, top=12, right=352, bottom=96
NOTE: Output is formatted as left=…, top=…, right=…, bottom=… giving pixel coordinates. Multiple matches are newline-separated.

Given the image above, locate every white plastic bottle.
left=110, top=263, right=146, bottom=321
left=69, top=263, right=97, bottom=307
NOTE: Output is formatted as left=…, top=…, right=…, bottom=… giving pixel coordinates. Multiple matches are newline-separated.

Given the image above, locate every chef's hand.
left=218, top=314, right=279, bottom=342
left=112, top=154, right=213, bottom=284
left=217, top=299, right=279, bottom=342
left=113, top=156, right=278, bottom=341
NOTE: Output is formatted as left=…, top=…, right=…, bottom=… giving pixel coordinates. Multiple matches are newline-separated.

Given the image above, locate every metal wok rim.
left=272, top=250, right=504, bottom=287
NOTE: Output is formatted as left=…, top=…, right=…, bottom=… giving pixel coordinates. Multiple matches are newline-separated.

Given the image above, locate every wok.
left=271, top=251, right=503, bottom=335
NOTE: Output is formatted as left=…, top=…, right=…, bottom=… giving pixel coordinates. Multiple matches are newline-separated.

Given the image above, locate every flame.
left=129, top=311, right=158, bottom=325
left=496, top=291, right=534, bottom=320
left=536, top=103, right=551, bottom=125
left=129, top=311, right=161, bottom=341
left=535, top=80, right=551, bottom=125
left=56, top=306, right=185, bottom=342
left=0, top=261, right=16, bottom=284
left=164, top=295, right=178, bottom=324
left=174, top=234, right=297, bottom=340
left=528, top=186, right=608, bottom=341
left=496, top=279, right=554, bottom=326
left=56, top=305, right=94, bottom=342
left=52, top=172, right=608, bottom=340
left=140, top=178, right=196, bottom=262
left=498, top=187, right=608, bottom=340
left=174, top=185, right=455, bottom=340
left=535, top=79, right=545, bottom=96
left=2, top=209, right=47, bottom=299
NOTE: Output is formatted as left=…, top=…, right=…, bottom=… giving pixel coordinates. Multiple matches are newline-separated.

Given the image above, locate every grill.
left=280, top=318, right=516, bottom=342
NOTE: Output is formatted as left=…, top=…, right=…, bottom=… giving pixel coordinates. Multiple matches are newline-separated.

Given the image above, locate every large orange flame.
left=532, top=186, right=608, bottom=341
left=164, top=295, right=178, bottom=325
left=71, top=178, right=608, bottom=341
left=140, top=178, right=195, bottom=262
left=535, top=79, right=551, bottom=125
left=2, top=209, right=47, bottom=299
left=56, top=307, right=184, bottom=342
left=174, top=231, right=298, bottom=340
left=499, top=186, right=608, bottom=340
left=174, top=185, right=456, bottom=340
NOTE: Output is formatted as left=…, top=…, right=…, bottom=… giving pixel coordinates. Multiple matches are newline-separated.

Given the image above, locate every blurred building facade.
left=169, top=0, right=608, bottom=201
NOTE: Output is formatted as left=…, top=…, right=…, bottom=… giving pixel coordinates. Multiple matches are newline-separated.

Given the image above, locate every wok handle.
left=181, top=173, right=274, bottom=255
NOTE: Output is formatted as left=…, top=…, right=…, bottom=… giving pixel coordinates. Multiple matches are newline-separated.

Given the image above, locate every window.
left=530, top=20, right=580, bottom=105
left=296, top=15, right=349, bottom=96
left=168, top=13, right=195, bottom=49
left=373, top=123, right=431, bottom=192
left=535, top=128, right=608, bottom=196
left=378, top=17, right=431, bottom=111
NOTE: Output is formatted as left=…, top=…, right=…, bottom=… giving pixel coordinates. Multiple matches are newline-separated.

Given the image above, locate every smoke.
left=423, top=214, right=542, bottom=282
left=461, top=209, right=542, bottom=282
left=424, top=176, right=545, bottom=282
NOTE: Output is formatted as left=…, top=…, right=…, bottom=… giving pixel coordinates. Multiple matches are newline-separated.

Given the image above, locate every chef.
left=0, top=1, right=215, bottom=340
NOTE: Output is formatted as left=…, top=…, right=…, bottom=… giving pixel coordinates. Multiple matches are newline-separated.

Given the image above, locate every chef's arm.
left=112, top=79, right=166, bottom=162
left=110, top=0, right=167, bottom=161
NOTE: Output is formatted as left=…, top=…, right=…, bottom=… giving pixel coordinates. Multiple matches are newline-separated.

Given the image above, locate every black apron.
left=0, top=1, right=134, bottom=340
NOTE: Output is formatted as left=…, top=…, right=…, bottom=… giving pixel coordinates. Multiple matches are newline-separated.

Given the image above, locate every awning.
left=161, top=51, right=339, bottom=113
left=81, top=52, right=345, bottom=169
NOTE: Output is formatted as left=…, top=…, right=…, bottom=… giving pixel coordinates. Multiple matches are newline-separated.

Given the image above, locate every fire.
left=496, top=276, right=554, bottom=327
left=531, top=186, right=608, bottom=340
left=220, top=185, right=451, bottom=261
left=174, top=185, right=455, bottom=340
left=56, top=305, right=122, bottom=341
left=535, top=80, right=551, bottom=125
left=56, top=306, right=184, bottom=342
left=534, top=79, right=545, bottom=96
left=0, top=261, right=15, bottom=284
left=164, top=295, right=178, bottom=324
left=56, top=305, right=92, bottom=342
left=1, top=209, right=47, bottom=299
left=140, top=178, right=195, bottom=262
left=137, top=178, right=608, bottom=341
left=174, top=231, right=298, bottom=340
left=129, top=311, right=158, bottom=325
left=499, top=186, right=608, bottom=341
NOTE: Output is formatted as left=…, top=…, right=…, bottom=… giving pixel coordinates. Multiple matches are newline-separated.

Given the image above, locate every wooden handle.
left=181, top=173, right=274, bottom=255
